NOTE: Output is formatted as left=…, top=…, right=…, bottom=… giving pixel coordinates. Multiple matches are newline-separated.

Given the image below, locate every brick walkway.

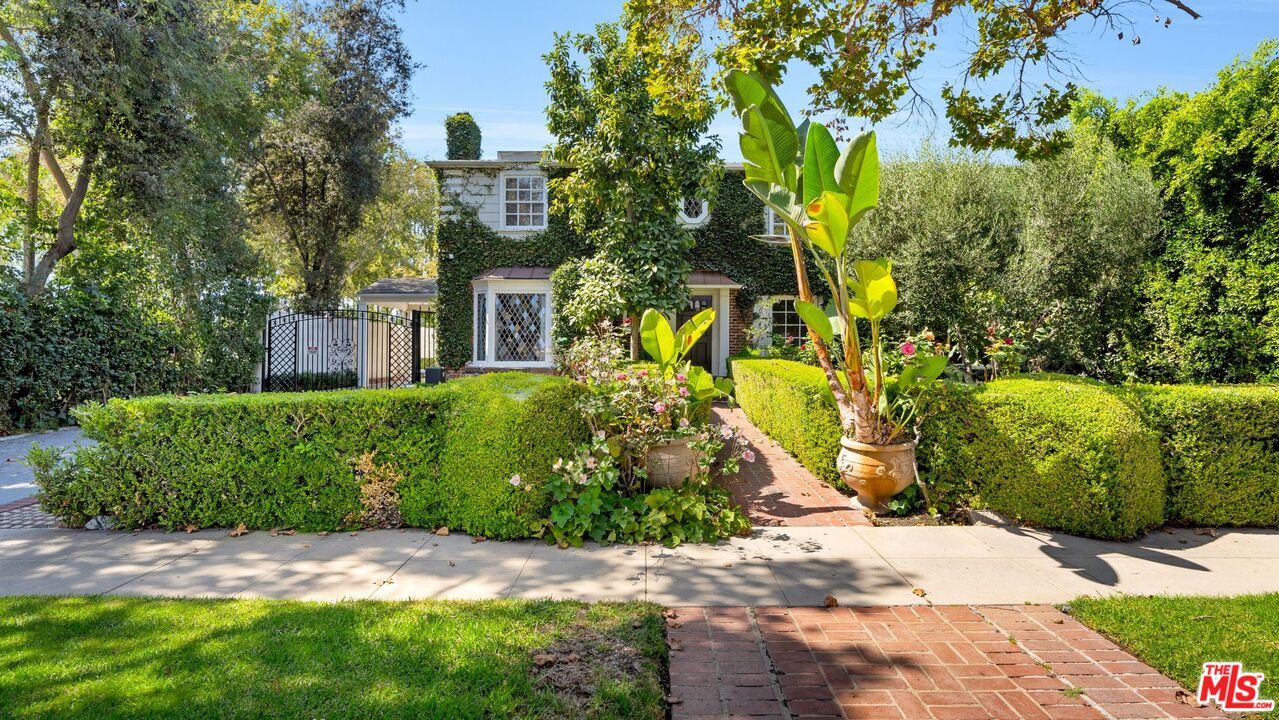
left=667, top=605, right=1224, bottom=720
left=714, top=406, right=871, bottom=528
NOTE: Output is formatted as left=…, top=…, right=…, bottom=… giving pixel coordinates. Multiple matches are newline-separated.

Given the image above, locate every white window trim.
left=498, top=171, right=548, bottom=231
left=677, top=198, right=710, bottom=227
left=471, top=278, right=554, bottom=369
left=768, top=295, right=808, bottom=342
left=763, top=207, right=790, bottom=242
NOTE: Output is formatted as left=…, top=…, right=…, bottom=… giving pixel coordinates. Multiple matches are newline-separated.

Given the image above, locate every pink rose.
left=676, top=373, right=687, bottom=382
left=900, top=341, right=916, bottom=357
left=653, top=401, right=667, bottom=413
left=623, top=317, right=632, bottom=325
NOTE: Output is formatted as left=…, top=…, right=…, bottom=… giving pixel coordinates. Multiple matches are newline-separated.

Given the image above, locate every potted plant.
left=637, top=307, right=735, bottom=486
left=723, top=70, right=945, bottom=511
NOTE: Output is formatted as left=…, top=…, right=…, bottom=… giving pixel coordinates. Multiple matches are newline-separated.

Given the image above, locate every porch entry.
left=678, top=295, right=714, bottom=374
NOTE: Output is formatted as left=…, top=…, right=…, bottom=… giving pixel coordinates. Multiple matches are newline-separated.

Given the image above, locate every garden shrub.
left=1130, top=384, right=1279, bottom=527
left=728, top=358, right=842, bottom=484
left=919, top=375, right=1166, bottom=539
left=33, top=373, right=586, bottom=538
left=731, top=359, right=1167, bottom=539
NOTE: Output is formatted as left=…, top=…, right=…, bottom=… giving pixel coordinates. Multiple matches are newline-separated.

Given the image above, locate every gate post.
left=356, top=303, right=369, bottom=388
left=411, top=310, right=422, bottom=384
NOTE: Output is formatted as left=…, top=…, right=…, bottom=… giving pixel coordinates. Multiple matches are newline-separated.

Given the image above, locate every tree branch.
left=1162, top=0, right=1201, bottom=20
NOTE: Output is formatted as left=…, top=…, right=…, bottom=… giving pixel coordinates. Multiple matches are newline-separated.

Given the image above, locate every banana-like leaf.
left=640, top=309, right=675, bottom=366
left=794, top=299, right=834, bottom=343
left=744, top=181, right=805, bottom=240
left=804, top=191, right=850, bottom=258
left=674, top=308, right=715, bottom=358
left=913, top=355, right=947, bottom=384
left=725, top=70, right=798, bottom=192
left=847, top=259, right=898, bottom=320
left=802, top=123, right=841, bottom=207
left=835, top=131, right=880, bottom=226
left=714, top=377, right=734, bottom=396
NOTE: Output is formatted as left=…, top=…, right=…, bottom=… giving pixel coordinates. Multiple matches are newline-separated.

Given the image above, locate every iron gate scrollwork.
left=262, top=309, right=438, bottom=392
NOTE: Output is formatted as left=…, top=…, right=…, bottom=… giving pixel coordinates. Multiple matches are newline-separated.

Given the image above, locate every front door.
left=677, top=295, right=714, bottom=374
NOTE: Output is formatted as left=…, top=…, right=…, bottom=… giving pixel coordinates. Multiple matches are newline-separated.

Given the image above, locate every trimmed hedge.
left=731, top=360, right=1168, bottom=539
left=728, top=358, right=842, bottom=484
left=920, top=375, right=1166, bottom=539
left=33, top=373, right=587, bottom=538
left=1131, top=384, right=1279, bottom=527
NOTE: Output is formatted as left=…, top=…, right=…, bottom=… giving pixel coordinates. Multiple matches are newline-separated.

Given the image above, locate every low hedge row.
left=729, top=359, right=1173, bottom=539
left=33, top=373, right=587, bottom=538
left=1131, top=384, right=1279, bottom=527
left=920, top=375, right=1166, bottom=539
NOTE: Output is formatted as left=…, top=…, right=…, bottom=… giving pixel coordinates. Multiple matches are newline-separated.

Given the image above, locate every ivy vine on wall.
left=436, top=168, right=807, bottom=368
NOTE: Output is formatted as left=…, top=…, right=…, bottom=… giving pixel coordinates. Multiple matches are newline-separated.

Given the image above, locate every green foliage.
left=628, top=0, right=1202, bottom=159
left=545, top=19, right=721, bottom=317
left=1131, top=384, right=1279, bottom=527
left=444, top=112, right=482, bottom=160
left=34, top=373, right=586, bottom=537
left=732, top=359, right=1171, bottom=538
left=728, top=359, right=843, bottom=484
left=850, top=135, right=1161, bottom=382
left=437, top=169, right=802, bottom=367
left=538, top=435, right=749, bottom=548
left=1081, top=42, right=1279, bottom=382
left=342, top=150, right=440, bottom=296
left=918, top=375, right=1166, bottom=539
left=244, top=0, right=414, bottom=308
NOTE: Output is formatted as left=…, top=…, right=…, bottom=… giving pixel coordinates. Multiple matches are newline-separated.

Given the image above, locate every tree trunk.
left=26, top=145, right=97, bottom=297
left=629, top=316, right=641, bottom=361
left=786, top=230, right=865, bottom=436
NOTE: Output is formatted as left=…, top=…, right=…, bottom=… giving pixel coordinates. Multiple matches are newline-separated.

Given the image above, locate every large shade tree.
left=0, top=0, right=234, bottom=296
left=544, top=18, right=721, bottom=355
left=627, top=0, right=1201, bottom=159
left=245, top=0, right=413, bottom=310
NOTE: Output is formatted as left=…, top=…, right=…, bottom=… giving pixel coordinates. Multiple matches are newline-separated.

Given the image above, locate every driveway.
left=0, top=427, right=85, bottom=506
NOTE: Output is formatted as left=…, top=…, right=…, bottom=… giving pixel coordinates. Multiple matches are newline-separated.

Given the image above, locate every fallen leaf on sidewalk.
left=666, top=695, right=682, bottom=704
left=436, top=526, right=450, bottom=536
left=1174, top=689, right=1194, bottom=705
left=663, top=609, right=678, bottom=619
left=449, top=560, right=455, bottom=567
left=666, top=639, right=683, bottom=651
left=228, top=523, right=248, bottom=537
left=912, top=587, right=927, bottom=597
left=472, top=535, right=486, bottom=543
left=184, top=524, right=198, bottom=533
left=1194, top=527, right=1217, bottom=537
left=824, top=594, right=839, bottom=607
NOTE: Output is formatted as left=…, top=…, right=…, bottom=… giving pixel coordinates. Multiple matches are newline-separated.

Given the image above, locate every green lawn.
left=0, top=596, right=666, bottom=720
left=1069, top=593, right=1279, bottom=703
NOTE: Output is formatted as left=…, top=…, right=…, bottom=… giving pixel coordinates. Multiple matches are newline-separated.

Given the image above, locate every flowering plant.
left=538, top=433, right=750, bottom=547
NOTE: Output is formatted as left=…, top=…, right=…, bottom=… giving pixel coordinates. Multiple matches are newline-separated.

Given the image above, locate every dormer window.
left=501, top=172, right=547, bottom=230
left=678, top=197, right=710, bottom=227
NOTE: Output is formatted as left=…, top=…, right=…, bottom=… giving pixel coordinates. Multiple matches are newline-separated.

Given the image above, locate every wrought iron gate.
left=262, top=309, right=437, bottom=392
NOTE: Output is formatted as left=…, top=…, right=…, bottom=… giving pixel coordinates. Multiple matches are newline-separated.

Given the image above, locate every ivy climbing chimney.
left=445, top=112, right=481, bottom=160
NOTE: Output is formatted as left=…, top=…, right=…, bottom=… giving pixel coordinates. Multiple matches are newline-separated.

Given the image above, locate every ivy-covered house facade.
left=430, top=150, right=807, bottom=376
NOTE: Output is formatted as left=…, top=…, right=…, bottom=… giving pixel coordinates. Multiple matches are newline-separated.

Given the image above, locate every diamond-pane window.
left=495, top=293, right=545, bottom=362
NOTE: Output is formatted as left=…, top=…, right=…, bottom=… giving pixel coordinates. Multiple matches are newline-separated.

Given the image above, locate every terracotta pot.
left=645, top=438, right=702, bottom=488
left=836, top=437, right=918, bottom=512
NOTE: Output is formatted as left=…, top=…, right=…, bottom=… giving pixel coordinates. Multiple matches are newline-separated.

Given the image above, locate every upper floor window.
left=501, top=173, right=547, bottom=230
left=678, top=197, right=710, bottom=227
left=764, top=207, right=789, bottom=239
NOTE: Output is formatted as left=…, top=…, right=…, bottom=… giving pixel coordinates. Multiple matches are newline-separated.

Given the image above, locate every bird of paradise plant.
left=723, top=70, right=944, bottom=445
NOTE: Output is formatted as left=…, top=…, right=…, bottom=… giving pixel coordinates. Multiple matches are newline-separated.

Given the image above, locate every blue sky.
left=396, top=1, right=1278, bottom=161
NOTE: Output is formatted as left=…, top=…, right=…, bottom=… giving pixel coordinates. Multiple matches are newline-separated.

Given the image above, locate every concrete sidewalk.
left=4, top=524, right=1277, bottom=605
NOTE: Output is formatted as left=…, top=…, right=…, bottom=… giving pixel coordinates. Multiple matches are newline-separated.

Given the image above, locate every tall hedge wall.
left=34, top=373, right=587, bottom=538
left=436, top=169, right=805, bottom=367
left=1131, top=384, right=1279, bottom=527
left=730, top=359, right=1170, bottom=539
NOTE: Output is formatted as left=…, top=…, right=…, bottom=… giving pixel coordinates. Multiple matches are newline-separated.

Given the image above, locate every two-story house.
left=358, top=149, right=811, bottom=377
